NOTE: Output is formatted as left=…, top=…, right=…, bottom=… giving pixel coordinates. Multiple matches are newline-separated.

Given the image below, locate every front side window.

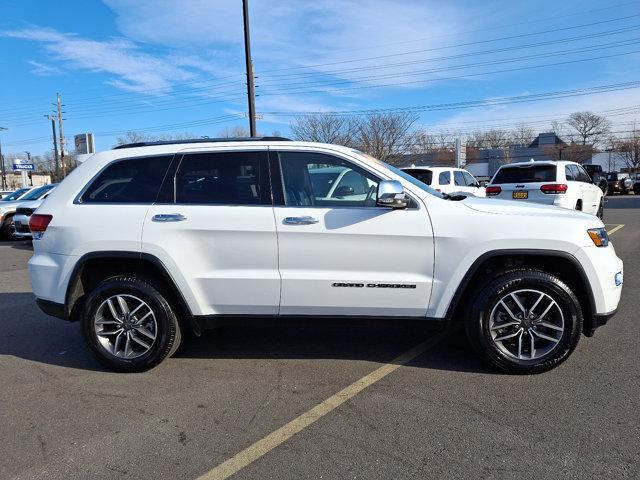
left=175, top=151, right=268, bottom=205
left=438, top=171, right=451, bottom=185
left=463, top=171, right=478, bottom=186
left=278, top=152, right=379, bottom=207
left=81, top=156, right=172, bottom=203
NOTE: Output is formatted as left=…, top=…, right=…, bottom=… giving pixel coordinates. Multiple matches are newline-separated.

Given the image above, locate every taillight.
left=29, top=214, right=53, bottom=238
left=540, top=184, right=568, bottom=194
left=486, top=186, right=502, bottom=196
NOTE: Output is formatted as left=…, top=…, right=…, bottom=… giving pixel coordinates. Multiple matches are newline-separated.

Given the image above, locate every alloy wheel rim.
left=94, top=294, right=157, bottom=359
left=489, top=289, right=564, bottom=361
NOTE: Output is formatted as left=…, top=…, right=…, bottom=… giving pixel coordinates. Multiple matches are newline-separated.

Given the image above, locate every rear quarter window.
left=492, top=164, right=556, bottom=183
left=80, top=155, right=173, bottom=203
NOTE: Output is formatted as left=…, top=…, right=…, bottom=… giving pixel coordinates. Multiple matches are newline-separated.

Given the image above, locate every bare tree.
left=354, top=112, right=418, bottom=161
left=218, top=125, right=252, bottom=138
left=544, top=143, right=594, bottom=164
left=115, top=131, right=196, bottom=145
left=566, top=111, right=611, bottom=146
left=612, top=125, right=640, bottom=173
left=290, top=114, right=356, bottom=146
left=509, top=124, right=535, bottom=146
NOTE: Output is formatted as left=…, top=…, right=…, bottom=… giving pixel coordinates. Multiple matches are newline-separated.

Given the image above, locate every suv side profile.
left=29, top=139, right=623, bottom=374
left=487, top=160, right=604, bottom=218
left=401, top=166, right=485, bottom=197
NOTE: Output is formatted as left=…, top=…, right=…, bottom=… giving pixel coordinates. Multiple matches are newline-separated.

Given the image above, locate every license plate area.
left=512, top=190, right=528, bottom=199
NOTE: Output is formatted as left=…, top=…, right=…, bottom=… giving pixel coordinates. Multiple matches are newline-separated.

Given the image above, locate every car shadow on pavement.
left=0, top=292, right=492, bottom=374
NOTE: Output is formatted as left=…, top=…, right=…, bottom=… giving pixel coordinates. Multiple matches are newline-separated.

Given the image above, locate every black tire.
left=599, top=180, right=608, bottom=196
left=81, top=275, right=181, bottom=372
left=0, top=215, right=17, bottom=241
left=597, top=198, right=604, bottom=220
left=465, top=270, right=583, bottom=374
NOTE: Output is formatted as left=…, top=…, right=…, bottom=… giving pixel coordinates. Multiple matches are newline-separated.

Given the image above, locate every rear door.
left=142, top=148, right=280, bottom=316
left=490, top=163, right=557, bottom=205
left=271, top=148, right=434, bottom=317
left=575, top=164, right=599, bottom=213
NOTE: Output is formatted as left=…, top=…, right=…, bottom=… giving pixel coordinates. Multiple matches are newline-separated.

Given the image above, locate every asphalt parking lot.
left=1, top=195, right=638, bottom=480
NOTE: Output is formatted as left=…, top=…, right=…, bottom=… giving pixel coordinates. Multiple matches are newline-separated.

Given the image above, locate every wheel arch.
left=65, top=251, right=199, bottom=334
left=445, top=249, right=596, bottom=335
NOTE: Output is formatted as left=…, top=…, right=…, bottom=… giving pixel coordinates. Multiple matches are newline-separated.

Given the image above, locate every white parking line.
left=607, top=224, right=625, bottom=236
left=196, top=330, right=450, bottom=480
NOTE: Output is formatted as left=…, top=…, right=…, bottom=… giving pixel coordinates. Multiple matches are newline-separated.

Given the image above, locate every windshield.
left=356, top=152, right=444, bottom=198
left=1, top=187, right=30, bottom=201
left=492, top=164, right=556, bottom=183
left=19, top=184, right=55, bottom=201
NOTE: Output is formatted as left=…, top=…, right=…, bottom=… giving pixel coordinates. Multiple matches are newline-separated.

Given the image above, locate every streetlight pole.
left=45, top=115, right=60, bottom=180
left=242, top=0, right=257, bottom=137
left=22, top=151, right=31, bottom=187
left=0, top=127, right=6, bottom=190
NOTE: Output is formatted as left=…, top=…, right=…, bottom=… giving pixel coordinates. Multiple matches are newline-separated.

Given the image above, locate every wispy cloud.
left=27, top=59, right=63, bottom=76
left=3, top=27, right=202, bottom=93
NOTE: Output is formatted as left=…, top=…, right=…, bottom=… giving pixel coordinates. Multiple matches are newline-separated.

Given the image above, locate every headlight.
left=587, top=228, right=609, bottom=247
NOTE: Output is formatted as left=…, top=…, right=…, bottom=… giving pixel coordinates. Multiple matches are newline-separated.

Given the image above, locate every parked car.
left=487, top=160, right=604, bottom=219
left=29, top=138, right=622, bottom=374
left=606, top=172, right=633, bottom=195
left=11, top=189, right=56, bottom=239
left=401, top=166, right=485, bottom=197
left=1, top=186, right=33, bottom=202
left=0, top=184, right=57, bottom=240
left=633, top=173, right=640, bottom=195
left=582, top=164, right=608, bottom=195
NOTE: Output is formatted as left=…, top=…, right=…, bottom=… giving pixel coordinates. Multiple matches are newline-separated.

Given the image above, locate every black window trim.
left=270, top=149, right=419, bottom=210
left=74, top=153, right=177, bottom=205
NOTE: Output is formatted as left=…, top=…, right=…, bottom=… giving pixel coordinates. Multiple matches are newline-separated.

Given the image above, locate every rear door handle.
left=152, top=213, right=187, bottom=222
left=283, top=216, right=319, bottom=225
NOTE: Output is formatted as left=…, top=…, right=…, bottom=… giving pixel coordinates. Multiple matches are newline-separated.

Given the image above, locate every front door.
left=142, top=148, right=280, bottom=316
left=271, top=149, right=434, bottom=317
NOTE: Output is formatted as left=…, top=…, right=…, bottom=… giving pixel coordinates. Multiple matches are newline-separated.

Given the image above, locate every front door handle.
left=152, top=213, right=187, bottom=222
left=283, top=216, right=319, bottom=225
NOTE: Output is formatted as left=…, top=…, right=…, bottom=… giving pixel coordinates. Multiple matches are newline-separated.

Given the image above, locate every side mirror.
left=333, top=185, right=354, bottom=197
left=376, top=180, right=409, bottom=209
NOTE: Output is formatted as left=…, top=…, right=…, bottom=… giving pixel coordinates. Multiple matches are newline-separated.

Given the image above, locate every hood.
left=15, top=199, right=44, bottom=209
left=462, top=195, right=599, bottom=223
left=0, top=200, right=24, bottom=212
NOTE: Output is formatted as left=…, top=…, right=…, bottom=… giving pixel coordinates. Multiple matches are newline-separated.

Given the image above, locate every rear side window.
left=492, top=165, right=556, bottom=183
left=565, top=165, right=575, bottom=181
left=438, top=171, right=451, bottom=185
left=454, top=171, right=465, bottom=186
left=402, top=169, right=433, bottom=186
left=175, top=151, right=269, bottom=205
left=80, top=156, right=173, bottom=203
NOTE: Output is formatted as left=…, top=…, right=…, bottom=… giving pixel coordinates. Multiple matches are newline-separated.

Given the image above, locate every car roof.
left=500, top=160, right=579, bottom=169
left=402, top=166, right=463, bottom=172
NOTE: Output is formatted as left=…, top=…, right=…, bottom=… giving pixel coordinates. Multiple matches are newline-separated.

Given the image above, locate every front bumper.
left=12, top=214, right=32, bottom=238
left=36, top=298, right=68, bottom=321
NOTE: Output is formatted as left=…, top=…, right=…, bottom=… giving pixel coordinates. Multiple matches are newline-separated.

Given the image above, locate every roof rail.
left=113, top=136, right=292, bottom=149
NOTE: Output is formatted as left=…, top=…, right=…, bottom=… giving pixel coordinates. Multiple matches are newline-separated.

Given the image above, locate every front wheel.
left=466, top=270, right=583, bottom=374
left=81, top=276, right=182, bottom=372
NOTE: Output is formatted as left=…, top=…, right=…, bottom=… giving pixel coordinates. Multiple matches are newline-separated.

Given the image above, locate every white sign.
left=12, top=159, right=34, bottom=171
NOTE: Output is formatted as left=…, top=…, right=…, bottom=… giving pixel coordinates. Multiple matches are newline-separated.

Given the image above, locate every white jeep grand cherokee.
left=28, top=138, right=623, bottom=374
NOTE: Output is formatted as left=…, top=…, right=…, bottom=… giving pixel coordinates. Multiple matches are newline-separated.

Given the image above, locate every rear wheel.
left=81, top=276, right=181, bottom=372
left=466, top=270, right=582, bottom=374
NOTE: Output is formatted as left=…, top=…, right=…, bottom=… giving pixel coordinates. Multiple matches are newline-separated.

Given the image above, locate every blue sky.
left=1, top=0, right=639, bottom=156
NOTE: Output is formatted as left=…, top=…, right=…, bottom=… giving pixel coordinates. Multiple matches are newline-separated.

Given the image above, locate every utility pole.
left=45, top=115, right=60, bottom=181
left=242, top=0, right=257, bottom=137
left=22, top=151, right=31, bottom=187
left=0, top=127, right=6, bottom=190
left=56, top=93, right=66, bottom=177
